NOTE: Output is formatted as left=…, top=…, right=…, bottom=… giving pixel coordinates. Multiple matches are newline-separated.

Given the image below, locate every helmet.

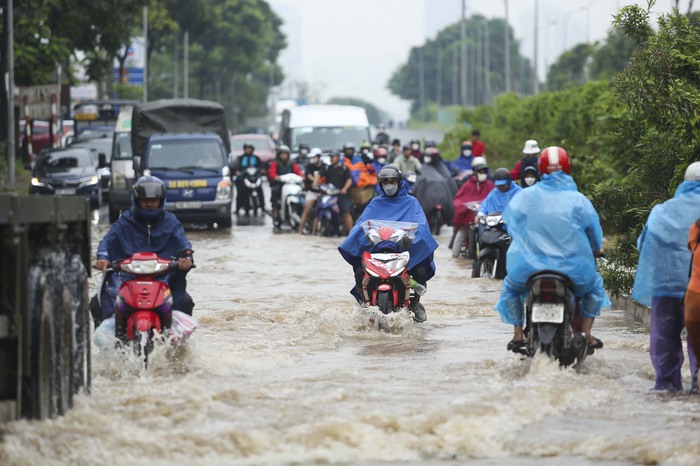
left=461, top=141, right=473, bottom=150
left=132, top=175, right=167, bottom=207
left=472, top=156, right=488, bottom=172
left=343, top=142, right=355, bottom=152
left=538, top=146, right=570, bottom=174
left=522, top=139, right=540, bottom=155
left=243, top=141, right=255, bottom=150
left=330, top=149, right=341, bottom=158
left=377, top=165, right=403, bottom=196
left=309, top=147, right=323, bottom=158
left=392, top=138, right=401, bottom=146
left=523, top=165, right=539, bottom=175
left=375, top=147, right=388, bottom=158
left=278, top=145, right=291, bottom=156
left=493, top=168, right=511, bottom=186
left=299, top=143, right=310, bottom=152
left=410, top=139, right=421, bottom=149
left=685, top=162, right=700, bottom=181
left=360, top=141, right=371, bottom=150
left=425, top=140, right=436, bottom=148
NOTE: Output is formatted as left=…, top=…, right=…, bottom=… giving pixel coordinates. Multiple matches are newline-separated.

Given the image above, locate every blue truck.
left=131, top=99, right=234, bottom=228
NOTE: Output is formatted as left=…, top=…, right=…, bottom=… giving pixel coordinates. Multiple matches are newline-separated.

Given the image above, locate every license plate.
left=175, top=201, right=202, bottom=209
left=55, top=188, right=76, bottom=195
left=531, top=303, right=564, bottom=323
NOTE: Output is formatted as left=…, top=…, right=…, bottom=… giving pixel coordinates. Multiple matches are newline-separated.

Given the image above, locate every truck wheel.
left=24, top=267, right=57, bottom=420
left=218, top=211, right=233, bottom=229
left=66, top=254, right=90, bottom=395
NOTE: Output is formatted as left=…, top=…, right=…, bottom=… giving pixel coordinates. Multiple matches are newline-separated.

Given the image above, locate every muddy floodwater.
left=1, top=210, right=700, bottom=466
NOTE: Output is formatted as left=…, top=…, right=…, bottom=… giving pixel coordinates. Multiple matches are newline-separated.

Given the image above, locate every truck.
left=108, top=105, right=136, bottom=223
left=0, top=194, right=92, bottom=421
left=131, top=99, right=234, bottom=229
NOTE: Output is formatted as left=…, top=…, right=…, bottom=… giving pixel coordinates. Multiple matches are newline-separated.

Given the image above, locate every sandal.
left=507, top=339, right=527, bottom=355
left=587, top=337, right=604, bottom=355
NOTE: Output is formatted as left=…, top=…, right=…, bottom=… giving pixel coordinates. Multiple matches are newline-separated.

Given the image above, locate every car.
left=231, top=133, right=277, bottom=164
left=70, top=135, right=113, bottom=198
left=29, top=147, right=102, bottom=208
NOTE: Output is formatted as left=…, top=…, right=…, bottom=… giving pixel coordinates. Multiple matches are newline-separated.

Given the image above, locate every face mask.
left=383, top=184, right=399, bottom=196
left=300, top=149, right=308, bottom=155
left=309, top=157, right=319, bottom=165
left=411, top=144, right=419, bottom=151
left=498, top=184, right=509, bottom=192
left=424, top=156, right=432, bottom=164
left=362, top=149, right=369, bottom=155
left=477, top=173, right=487, bottom=182
left=463, top=150, right=472, bottom=157
left=377, top=157, right=386, bottom=164
left=524, top=177, right=536, bottom=186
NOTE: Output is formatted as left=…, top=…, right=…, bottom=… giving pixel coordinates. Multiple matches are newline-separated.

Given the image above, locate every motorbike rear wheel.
left=377, top=291, right=395, bottom=315
left=429, top=209, right=443, bottom=235
left=472, top=256, right=495, bottom=278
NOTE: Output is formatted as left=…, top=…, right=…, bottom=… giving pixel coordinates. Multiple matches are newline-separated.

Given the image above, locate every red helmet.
left=538, top=146, right=570, bottom=175
left=374, top=147, right=388, bottom=158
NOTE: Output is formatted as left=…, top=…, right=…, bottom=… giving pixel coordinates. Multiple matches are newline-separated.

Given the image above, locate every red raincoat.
left=452, top=175, right=494, bottom=230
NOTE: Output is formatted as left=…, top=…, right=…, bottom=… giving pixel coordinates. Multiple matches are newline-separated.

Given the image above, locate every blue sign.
left=113, top=67, right=144, bottom=86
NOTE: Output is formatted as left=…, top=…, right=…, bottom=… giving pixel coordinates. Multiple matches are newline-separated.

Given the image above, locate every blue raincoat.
left=451, top=154, right=474, bottom=175
left=97, top=208, right=192, bottom=318
left=495, top=171, right=611, bottom=326
left=477, top=181, right=522, bottom=216
left=339, top=185, right=439, bottom=279
left=632, top=181, right=700, bottom=306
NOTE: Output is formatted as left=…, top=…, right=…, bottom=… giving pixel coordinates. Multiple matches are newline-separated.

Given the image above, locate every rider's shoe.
left=410, top=302, right=427, bottom=323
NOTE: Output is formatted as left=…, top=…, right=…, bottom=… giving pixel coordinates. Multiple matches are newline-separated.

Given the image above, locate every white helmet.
left=472, top=156, right=488, bottom=171
left=309, top=147, right=323, bottom=158
left=522, top=139, right=540, bottom=155
left=685, top=161, right=700, bottom=181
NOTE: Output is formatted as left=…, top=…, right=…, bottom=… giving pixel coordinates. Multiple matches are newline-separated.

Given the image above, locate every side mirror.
left=133, top=156, right=141, bottom=175
left=98, top=153, right=107, bottom=168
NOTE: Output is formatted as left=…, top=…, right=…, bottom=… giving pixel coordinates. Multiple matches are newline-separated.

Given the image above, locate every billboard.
left=114, top=37, right=146, bottom=86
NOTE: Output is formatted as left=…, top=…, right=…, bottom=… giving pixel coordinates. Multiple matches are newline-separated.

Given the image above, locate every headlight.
left=81, top=176, right=99, bottom=186
left=217, top=179, right=232, bottom=199
left=112, top=171, right=126, bottom=189
left=31, top=177, right=45, bottom=187
left=486, top=215, right=501, bottom=227
left=121, top=259, right=170, bottom=275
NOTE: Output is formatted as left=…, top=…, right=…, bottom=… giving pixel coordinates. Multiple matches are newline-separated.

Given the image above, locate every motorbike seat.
left=526, top=270, right=574, bottom=288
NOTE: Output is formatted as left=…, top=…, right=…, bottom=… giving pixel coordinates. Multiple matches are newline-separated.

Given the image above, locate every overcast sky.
left=267, top=0, right=691, bottom=121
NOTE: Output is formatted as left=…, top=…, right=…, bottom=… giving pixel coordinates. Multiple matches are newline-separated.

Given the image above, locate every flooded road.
left=2, top=206, right=699, bottom=466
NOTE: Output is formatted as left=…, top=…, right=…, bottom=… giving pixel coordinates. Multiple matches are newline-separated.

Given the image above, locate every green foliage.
left=546, top=44, right=595, bottom=92
left=589, top=29, right=640, bottom=81
left=388, top=15, right=534, bottom=114
left=326, top=97, right=389, bottom=126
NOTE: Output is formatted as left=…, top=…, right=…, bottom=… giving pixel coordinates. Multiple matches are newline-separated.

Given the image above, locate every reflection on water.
left=2, top=210, right=700, bottom=466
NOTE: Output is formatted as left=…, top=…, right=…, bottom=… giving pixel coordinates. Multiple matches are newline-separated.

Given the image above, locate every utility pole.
left=436, top=47, right=442, bottom=109
left=504, top=0, right=511, bottom=93
left=419, top=47, right=426, bottom=122
left=460, top=0, right=467, bottom=106
left=6, top=0, right=15, bottom=187
left=452, top=47, right=458, bottom=105
left=143, top=6, right=148, bottom=102
left=533, top=0, right=539, bottom=95
left=484, top=21, right=491, bottom=104
left=173, top=32, right=179, bottom=98
left=183, top=31, right=189, bottom=98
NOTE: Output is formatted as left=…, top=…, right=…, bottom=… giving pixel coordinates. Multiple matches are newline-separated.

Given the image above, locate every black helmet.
left=299, top=143, right=310, bottom=152
left=523, top=166, right=538, bottom=175
left=425, top=140, right=436, bottom=148
left=377, top=165, right=403, bottom=197
left=494, top=167, right=511, bottom=186
left=132, top=176, right=166, bottom=208
left=392, top=138, right=401, bottom=146
left=243, top=141, right=254, bottom=150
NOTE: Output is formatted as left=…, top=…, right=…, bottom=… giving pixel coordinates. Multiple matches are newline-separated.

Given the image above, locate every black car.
left=29, top=147, right=102, bottom=208
left=70, top=135, right=113, bottom=197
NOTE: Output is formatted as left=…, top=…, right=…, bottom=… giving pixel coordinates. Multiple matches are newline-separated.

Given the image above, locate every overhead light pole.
left=504, top=0, right=511, bottom=93
left=460, top=0, right=468, bottom=106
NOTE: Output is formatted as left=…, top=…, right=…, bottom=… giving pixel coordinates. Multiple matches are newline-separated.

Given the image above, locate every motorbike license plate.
left=531, top=303, right=564, bottom=323
left=175, top=201, right=202, bottom=209
left=55, top=188, right=76, bottom=195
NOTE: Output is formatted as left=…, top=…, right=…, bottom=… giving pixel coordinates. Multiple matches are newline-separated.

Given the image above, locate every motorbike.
left=403, top=172, right=417, bottom=196
left=277, top=172, right=305, bottom=230
left=428, top=204, right=445, bottom=236
left=93, top=252, right=198, bottom=366
left=315, top=184, right=341, bottom=237
left=523, top=272, right=588, bottom=367
left=359, top=220, right=426, bottom=325
left=472, top=212, right=510, bottom=279
left=449, top=201, right=481, bottom=259
left=239, top=166, right=263, bottom=215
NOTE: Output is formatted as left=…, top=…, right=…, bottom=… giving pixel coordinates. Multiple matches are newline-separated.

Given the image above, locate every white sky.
left=268, top=0, right=691, bottom=121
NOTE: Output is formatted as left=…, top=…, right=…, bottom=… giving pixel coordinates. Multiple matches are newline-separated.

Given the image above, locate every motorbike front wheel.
left=472, top=256, right=496, bottom=279
left=429, top=209, right=443, bottom=235
left=377, top=290, right=395, bottom=315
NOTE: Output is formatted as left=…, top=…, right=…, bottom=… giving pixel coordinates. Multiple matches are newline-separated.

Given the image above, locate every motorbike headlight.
left=217, top=179, right=232, bottom=199
left=112, top=171, right=126, bottom=189
left=31, top=177, right=46, bottom=187
left=486, top=216, right=501, bottom=227
left=246, top=167, right=257, bottom=176
left=121, top=259, right=169, bottom=275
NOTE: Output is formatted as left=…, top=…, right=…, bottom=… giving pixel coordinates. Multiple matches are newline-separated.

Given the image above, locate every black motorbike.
left=523, top=272, right=588, bottom=367
left=472, top=212, right=510, bottom=279
left=238, top=166, right=264, bottom=216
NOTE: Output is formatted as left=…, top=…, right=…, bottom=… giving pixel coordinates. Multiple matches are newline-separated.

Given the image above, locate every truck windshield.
left=148, top=139, right=224, bottom=170
left=113, top=132, right=132, bottom=160
left=291, top=126, right=369, bottom=151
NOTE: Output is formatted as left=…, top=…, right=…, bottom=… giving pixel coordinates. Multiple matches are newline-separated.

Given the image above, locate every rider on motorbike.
left=296, top=143, right=311, bottom=166
left=234, top=142, right=265, bottom=215
left=91, top=176, right=194, bottom=327
left=450, top=141, right=477, bottom=181
left=268, top=145, right=303, bottom=231
left=375, top=124, right=391, bottom=145
left=494, top=147, right=610, bottom=354
left=521, top=166, right=539, bottom=187
left=339, top=165, right=438, bottom=322
left=511, top=139, right=540, bottom=184
left=451, top=157, right=494, bottom=258
left=320, top=150, right=354, bottom=234
left=298, top=148, right=324, bottom=234
left=409, top=139, right=423, bottom=159
left=415, top=151, right=458, bottom=229
left=395, top=145, right=422, bottom=175
left=475, top=168, right=522, bottom=223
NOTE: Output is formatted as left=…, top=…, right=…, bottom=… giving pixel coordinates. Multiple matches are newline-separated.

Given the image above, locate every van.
left=280, top=105, right=371, bottom=153
left=108, top=106, right=135, bottom=223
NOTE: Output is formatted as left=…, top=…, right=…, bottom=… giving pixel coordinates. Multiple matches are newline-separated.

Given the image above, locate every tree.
left=546, top=43, right=595, bottom=92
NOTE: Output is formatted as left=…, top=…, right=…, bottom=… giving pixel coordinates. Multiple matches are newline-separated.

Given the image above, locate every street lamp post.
left=504, top=0, right=511, bottom=93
